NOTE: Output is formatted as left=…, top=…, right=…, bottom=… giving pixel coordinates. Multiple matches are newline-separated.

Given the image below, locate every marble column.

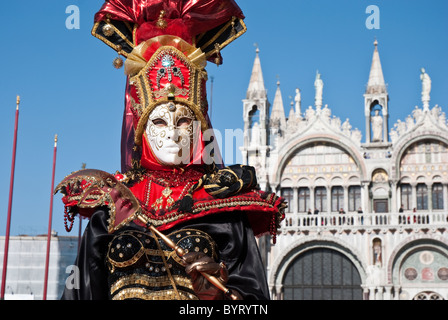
left=293, top=187, right=299, bottom=226
left=382, top=110, right=389, bottom=142
left=343, top=185, right=349, bottom=213
left=383, top=285, right=393, bottom=300
left=362, top=182, right=370, bottom=213
left=390, top=181, right=397, bottom=213
left=241, top=150, right=248, bottom=165
left=310, top=186, right=315, bottom=212
left=365, top=111, right=371, bottom=143
left=411, top=183, right=417, bottom=210
left=443, top=183, right=448, bottom=211
left=293, top=187, right=298, bottom=215
left=428, top=182, right=433, bottom=212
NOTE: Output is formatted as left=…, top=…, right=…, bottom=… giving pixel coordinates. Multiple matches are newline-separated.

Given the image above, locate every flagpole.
left=43, top=134, right=58, bottom=300
left=1, top=96, right=20, bottom=300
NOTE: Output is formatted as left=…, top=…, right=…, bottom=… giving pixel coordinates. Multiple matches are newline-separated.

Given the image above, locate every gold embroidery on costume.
left=106, top=228, right=217, bottom=300
left=151, top=187, right=175, bottom=210
left=139, top=193, right=282, bottom=228
left=112, top=288, right=198, bottom=300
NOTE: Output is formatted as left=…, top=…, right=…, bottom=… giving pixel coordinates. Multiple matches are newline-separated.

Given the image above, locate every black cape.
left=61, top=208, right=271, bottom=300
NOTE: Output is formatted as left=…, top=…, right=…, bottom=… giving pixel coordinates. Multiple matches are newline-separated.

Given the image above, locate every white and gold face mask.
left=145, top=103, right=196, bottom=166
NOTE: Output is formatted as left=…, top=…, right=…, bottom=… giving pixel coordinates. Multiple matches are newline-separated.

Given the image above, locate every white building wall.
left=0, top=235, right=79, bottom=300
left=268, top=215, right=448, bottom=300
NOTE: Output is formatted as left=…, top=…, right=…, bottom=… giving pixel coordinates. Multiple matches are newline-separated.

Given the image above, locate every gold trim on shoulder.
left=91, top=21, right=134, bottom=58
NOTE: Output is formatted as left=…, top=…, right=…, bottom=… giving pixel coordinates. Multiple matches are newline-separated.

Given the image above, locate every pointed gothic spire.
left=364, top=40, right=389, bottom=144
left=246, top=46, right=267, bottom=99
left=270, top=80, right=287, bottom=128
left=366, top=40, right=387, bottom=94
left=288, top=101, right=296, bottom=123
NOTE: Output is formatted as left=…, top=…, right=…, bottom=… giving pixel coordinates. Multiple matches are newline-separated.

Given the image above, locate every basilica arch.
left=271, top=135, right=367, bottom=215
left=387, top=236, right=448, bottom=300
left=272, top=136, right=366, bottom=187
left=393, top=134, right=448, bottom=212
left=269, top=236, right=367, bottom=300
left=393, top=133, right=448, bottom=180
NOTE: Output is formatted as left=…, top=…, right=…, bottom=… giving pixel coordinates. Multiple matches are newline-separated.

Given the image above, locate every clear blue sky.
left=0, top=0, right=447, bottom=236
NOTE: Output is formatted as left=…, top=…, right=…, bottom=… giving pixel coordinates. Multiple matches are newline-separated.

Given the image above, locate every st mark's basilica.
left=240, top=41, right=448, bottom=300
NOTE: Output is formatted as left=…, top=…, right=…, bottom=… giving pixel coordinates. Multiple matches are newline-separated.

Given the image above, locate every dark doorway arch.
left=282, top=248, right=363, bottom=300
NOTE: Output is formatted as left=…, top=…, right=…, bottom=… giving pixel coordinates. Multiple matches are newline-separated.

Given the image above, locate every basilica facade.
left=240, top=42, right=448, bottom=300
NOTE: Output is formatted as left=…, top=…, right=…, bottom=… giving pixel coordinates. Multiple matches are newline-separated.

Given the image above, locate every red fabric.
left=147, top=53, right=191, bottom=97
left=137, top=20, right=193, bottom=45
left=129, top=176, right=284, bottom=240
left=121, top=78, right=135, bottom=172
left=94, top=0, right=244, bottom=46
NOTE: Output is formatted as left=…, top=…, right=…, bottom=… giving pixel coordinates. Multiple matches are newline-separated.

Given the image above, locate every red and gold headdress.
left=91, top=0, right=247, bottom=171
left=56, top=1, right=285, bottom=242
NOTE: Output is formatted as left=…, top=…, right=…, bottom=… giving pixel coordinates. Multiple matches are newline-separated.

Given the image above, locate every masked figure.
left=56, top=0, right=285, bottom=300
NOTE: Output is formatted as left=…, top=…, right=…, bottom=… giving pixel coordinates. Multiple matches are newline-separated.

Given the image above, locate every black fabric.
left=61, top=208, right=270, bottom=300
left=92, top=20, right=134, bottom=56
left=61, top=208, right=113, bottom=300
left=203, top=165, right=258, bottom=199
left=174, top=211, right=270, bottom=300
left=106, top=227, right=217, bottom=300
